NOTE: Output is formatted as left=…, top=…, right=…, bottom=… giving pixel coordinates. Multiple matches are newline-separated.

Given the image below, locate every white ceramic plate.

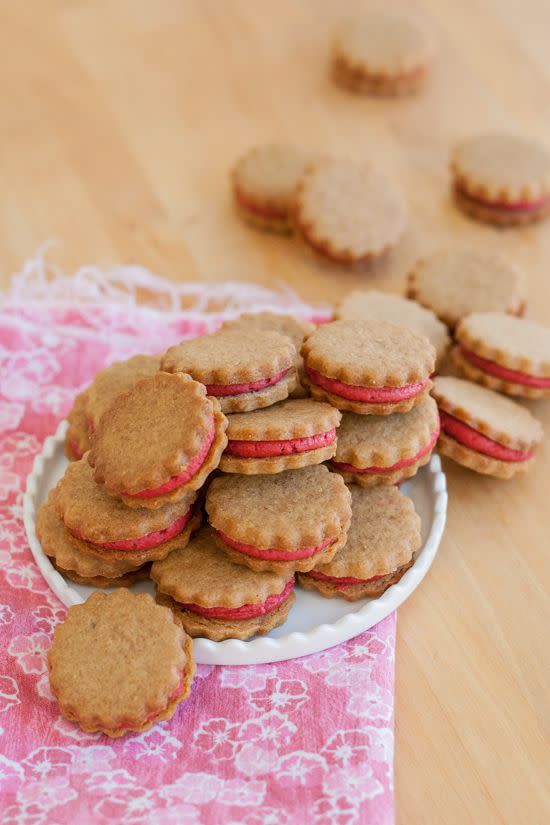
left=24, top=421, right=447, bottom=665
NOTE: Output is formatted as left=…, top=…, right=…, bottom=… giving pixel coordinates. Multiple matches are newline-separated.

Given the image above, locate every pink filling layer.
left=69, top=440, right=84, bottom=460
left=456, top=185, right=550, bottom=213
left=440, top=411, right=534, bottom=462
left=305, top=569, right=386, bottom=591
left=125, top=422, right=215, bottom=499
left=177, top=579, right=295, bottom=621
left=332, top=424, right=440, bottom=475
left=305, top=367, right=429, bottom=403
left=225, top=428, right=337, bottom=458
left=234, top=188, right=289, bottom=220
left=217, top=530, right=334, bottom=561
left=71, top=508, right=193, bottom=552
left=459, top=346, right=550, bottom=388
left=115, top=673, right=187, bottom=731
left=206, top=369, right=289, bottom=397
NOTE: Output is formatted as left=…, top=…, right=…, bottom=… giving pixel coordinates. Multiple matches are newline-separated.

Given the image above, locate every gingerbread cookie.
left=65, top=390, right=91, bottom=461
left=87, top=354, right=161, bottom=431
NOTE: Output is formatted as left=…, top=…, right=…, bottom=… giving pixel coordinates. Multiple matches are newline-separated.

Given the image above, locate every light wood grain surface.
left=1, top=1, right=549, bottom=822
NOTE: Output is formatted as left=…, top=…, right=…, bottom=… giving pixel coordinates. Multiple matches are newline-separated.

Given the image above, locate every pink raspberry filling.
left=206, top=369, right=289, bottom=397
left=225, top=428, right=337, bottom=458
left=305, top=367, right=429, bottom=403
left=305, top=569, right=387, bottom=591
left=234, top=188, right=289, bottom=220
left=125, top=422, right=215, bottom=500
left=455, top=185, right=550, bottom=213
left=177, top=579, right=295, bottom=621
left=217, top=530, right=335, bottom=561
left=70, top=508, right=193, bottom=552
left=440, top=410, right=534, bottom=462
left=333, top=424, right=440, bottom=475
left=68, top=440, right=84, bottom=460
left=459, top=345, right=550, bottom=388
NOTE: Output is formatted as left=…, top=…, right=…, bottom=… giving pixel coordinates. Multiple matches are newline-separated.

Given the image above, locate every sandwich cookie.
left=161, top=328, right=297, bottom=413
left=336, top=289, right=450, bottom=368
left=332, top=396, right=440, bottom=486
left=48, top=589, right=195, bottom=737
left=152, top=528, right=295, bottom=641
left=332, top=11, right=435, bottom=96
left=301, top=320, right=435, bottom=415
left=298, top=486, right=421, bottom=601
left=86, top=354, right=161, bottom=432
left=232, top=143, right=310, bottom=232
left=88, top=372, right=227, bottom=508
left=55, top=457, right=200, bottom=565
left=206, top=464, right=352, bottom=575
left=407, top=249, right=525, bottom=329
left=292, top=158, right=406, bottom=269
left=65, top=390, right=91, bottom=461
left=450, top=133, right=550, bottom=225
left=220, top=399, right=341, bottom=474
left=453, top=312, right=550, bottom=398
left=433, top=376, right=543, bottom=479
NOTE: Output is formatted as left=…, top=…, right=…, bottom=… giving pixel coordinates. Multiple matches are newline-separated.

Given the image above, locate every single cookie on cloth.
left=292, top=158, right=406, bottom=269
left=162, top=328, right=297, bottom=413
left=55, top=457, right=200, bottom=565
left=88, top=372, right=227, bottom=508
left=432, top=376, right=543, bottom=479
left=220, top=399, right=341, bottom=474
left=332, top=11, right=435, bottom=96
left=450, top=133, right=550, bottom=225
left=206, top=464, right=352, bottom=575
left=86, top=354, right=161, bottom=431
left=301, top=320, right=435, bottom=415
left=65, top=390, right=91, bottom=461
left=298, top=486, right=421, bottom=601
left=48, top=589, right=195, bottom=737
left=232, top=143, right=310, bottom=232
left=452, top=312, right=550, bottom=399
left=152, top=528, right=295, bottom=641
left=332, top=396, right=440, bottom=486
left=336, top=289, right=450, bottom=368
left=406, top=249, right=525, bottom=329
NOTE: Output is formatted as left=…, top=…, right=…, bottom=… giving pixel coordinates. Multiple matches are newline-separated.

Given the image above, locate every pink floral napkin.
left=0, top=255, right=396, bottom=825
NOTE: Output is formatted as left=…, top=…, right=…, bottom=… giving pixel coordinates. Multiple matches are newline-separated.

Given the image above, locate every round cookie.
left=450, top=133, right=550, bottom=225
left=452, top=312, right=550, bottom=399
left=292, top=158, right=407, bottom=269
left=301, top=320, right=435, bottom=415
left=88, top=372, right=227, bottom=508
left=48, top=589, right=195, bottom=737
left=87, top=354, right=161, bottom=431
left=65, top=390, right=91, bottom=461
left=336, top=289, right=450, bottom=367
left=232, top=143, right=310, bottom=232
left=332, top=11, right=435, bottom=96
left=406, top=249, right=525, bottom=329
left=432, top=376, right=543, bottom=479
left=206, top=464, right=352, bottom=575
left=332, top=396, right=440, bottom=486
left=152, top=528, right=295, bottom=641
left=220, top=399, right=341, bottom=474
left=298, top=486, right=421, bottom=601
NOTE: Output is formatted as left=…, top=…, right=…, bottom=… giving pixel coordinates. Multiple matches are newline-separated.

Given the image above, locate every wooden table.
left=1, top=1, right=549, bottom=821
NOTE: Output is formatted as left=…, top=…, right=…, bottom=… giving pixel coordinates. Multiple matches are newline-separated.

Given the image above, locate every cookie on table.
left=452, top=312, right=550, bottom=399
left=332, top=396, right=440, bottom=487
left=55, top=457, right=200, bottom=565
left=206, top=464, right=352, bottom=575
left=88, top=372, right=227, bottom=508
left=162, top=328, right=297, bottom=413
left=220, top=399, right=341, bottom=474
left=406, top=249, right=525, bottom=329
left=432, top=376, right=543, bottom=479
left=232, top=143, right=310, bottom=232
left=450, top=133, right=550, bottom=225
left=292, top=158, right=406, bottom=269
left=152, top=528, right=295, bottom=641
left=87, top=354, right=161, bottom=431
left=48, top=589, right=195, bottom=737
left=336, top=289, right=450, bottom=368
left=332, top=11, right=435, bottom=96
left=298, top=486, right=421, bottom=601
left=301, top=320, right=435, bottom=415
left=65, top=390, right=91, bottom=461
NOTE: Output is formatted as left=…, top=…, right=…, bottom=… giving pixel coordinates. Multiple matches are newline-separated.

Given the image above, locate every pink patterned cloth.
left=0, top=266, right=395, bottom=825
